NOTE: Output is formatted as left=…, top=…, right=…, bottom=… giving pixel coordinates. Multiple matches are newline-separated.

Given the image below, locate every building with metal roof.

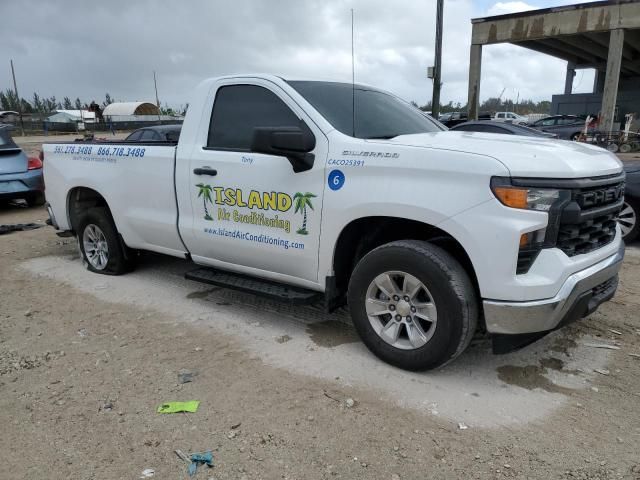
left=467, top=0, right=640, bottom=132
left=102, top=102, right=160, bottom=116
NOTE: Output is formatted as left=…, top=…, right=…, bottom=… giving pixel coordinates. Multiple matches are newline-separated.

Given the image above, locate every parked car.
left=43, top=74, right=624, bottom=370
left=441, top=112, right=492, bottom=128
left=440, top=112, right=467, bottom=128
left=493, top=112, right=528, bottom=125
left=529, top=115, right=589, bottom=140
left=125, top=124, right=182, bottom=142
left=450, top=121, right=558, bottom=138
left=619, top=161, right=640, bottom=242
left=0, top=126, right=44, bottom=206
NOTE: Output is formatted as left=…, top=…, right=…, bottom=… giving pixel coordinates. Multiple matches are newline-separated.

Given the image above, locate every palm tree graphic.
left=293, top=192, right=316, bottom=235
left=196, top=183, right=214, bottom=220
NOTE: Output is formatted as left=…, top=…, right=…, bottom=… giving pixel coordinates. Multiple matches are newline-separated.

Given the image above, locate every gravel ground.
left=1, top=203, right=640, bottom=480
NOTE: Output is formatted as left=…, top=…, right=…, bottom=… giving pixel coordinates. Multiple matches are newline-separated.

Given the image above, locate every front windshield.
left=287, top=81, right=444, bottom=139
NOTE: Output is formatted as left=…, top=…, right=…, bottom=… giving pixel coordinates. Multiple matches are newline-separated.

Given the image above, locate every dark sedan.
left=620, top=161, right=640, bottom=242
left=0, top=126, right=44, bottom=206
left=529, top=115, right=589, bottom=140
left=450, top=121, right=558, bottom=138
left=125, top=124, right=182, bottom=142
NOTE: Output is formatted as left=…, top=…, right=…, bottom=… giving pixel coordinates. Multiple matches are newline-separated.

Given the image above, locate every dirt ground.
left=1, top=182, right=640, bottom=478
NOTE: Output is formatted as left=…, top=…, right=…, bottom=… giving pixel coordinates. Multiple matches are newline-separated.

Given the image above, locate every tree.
left=33, top=93, right=43, bottom=113
left=293, top=192, right=316, bottom=235
left=20, top=98, right=33, bottom=114
left=74, top=98, right=83, bottom=110
left=44, top=96, right=57, bottom=112
left=195, top=183, right=214, bottom=220
left=0, top=91, right=9, bottom=110
left=63, top=97, right=73, bottom=109
left=103, top=93, right=113, bottom=107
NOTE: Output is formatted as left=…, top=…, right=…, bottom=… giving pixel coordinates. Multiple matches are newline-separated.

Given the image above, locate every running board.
left=185, top=267, right=322, bottom=305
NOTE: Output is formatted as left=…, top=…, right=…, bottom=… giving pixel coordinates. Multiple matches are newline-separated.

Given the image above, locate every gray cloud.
left=0, top=0, right=595, bottom=109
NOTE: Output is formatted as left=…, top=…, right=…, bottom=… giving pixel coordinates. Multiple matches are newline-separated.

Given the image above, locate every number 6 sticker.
left=328, top=169, right=345, bottom=191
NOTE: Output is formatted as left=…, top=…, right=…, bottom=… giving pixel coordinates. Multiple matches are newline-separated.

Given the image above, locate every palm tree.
left=196, top=183, right=213, bottom=220
left=293, top=192, right=317, bottom=235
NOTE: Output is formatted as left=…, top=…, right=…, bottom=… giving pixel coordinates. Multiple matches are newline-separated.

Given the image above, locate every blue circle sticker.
left=328, top=169, right=345, bottom=191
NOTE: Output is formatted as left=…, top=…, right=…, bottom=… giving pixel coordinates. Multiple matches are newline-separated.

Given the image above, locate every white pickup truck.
left=43, top=74, right=625, bottom=371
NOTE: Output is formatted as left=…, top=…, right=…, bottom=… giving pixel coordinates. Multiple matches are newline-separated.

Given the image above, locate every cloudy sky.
left=0, top=0, right=597, bottom=109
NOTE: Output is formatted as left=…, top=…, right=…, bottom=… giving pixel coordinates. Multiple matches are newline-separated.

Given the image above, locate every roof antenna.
left=351, top=8, right=356, bottom=138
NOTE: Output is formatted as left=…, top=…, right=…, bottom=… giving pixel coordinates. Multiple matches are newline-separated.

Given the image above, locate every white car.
left=43, top=74, right=625, bottom=370
left=493, top=111, right=529, bottom=125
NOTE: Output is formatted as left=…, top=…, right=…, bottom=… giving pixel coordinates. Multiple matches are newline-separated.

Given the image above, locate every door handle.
left=193, top=167, right=217, bottom=176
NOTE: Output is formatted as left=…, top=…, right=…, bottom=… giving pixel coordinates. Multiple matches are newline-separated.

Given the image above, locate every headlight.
left=491, top=178, right=562, bottom=211
left=491, top=177, right=572, bottom=275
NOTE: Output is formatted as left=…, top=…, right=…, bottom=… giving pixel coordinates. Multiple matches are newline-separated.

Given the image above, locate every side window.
left=497, top=113, right=504, bottom=119
left=141, top=130, right=161, bottom=141
left=558, top=117, right=578, bottom=125
left=541, top=118, right=556, bottom=126
left=483, top=125, right=509, bottom=134
left=166, top=130, right=181, bottom=142
left=453, top=125, right=475, bottom=132
left=207, top=85, right=301, bottom=150
left=127, top=130, right=143, bottom=141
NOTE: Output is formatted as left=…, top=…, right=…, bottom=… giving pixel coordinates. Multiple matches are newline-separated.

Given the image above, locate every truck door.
left=178, top=80, right=327, bottom=286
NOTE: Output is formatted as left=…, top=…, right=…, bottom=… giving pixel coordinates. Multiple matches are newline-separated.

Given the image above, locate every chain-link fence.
left=0, top=113, right=183, bottom=135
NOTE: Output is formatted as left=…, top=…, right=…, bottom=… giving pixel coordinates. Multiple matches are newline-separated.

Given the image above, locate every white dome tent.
left=102, top=102, right=160, bottom=116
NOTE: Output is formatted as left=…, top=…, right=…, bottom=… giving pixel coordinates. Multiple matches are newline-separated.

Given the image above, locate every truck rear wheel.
left=76, top=207, right=135, bottom=275
left=347, top=240, right=477, bottom=371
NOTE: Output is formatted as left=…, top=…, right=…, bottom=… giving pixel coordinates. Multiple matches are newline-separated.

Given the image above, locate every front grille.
left=557, top=212, right=619, bottom=256
left=554, top=179, right=624, bottom=257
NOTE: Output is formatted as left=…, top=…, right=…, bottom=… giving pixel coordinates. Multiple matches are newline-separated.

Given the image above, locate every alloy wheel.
left=365, top=271, right=437, bottom=350
left=82, top=223, right=109, bottom=270
left=618, top=202, right=637, bottom=239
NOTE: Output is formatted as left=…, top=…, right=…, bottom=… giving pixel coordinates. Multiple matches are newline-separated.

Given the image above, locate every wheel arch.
left=329, top=216, right=480, bottom=309
left=66, top=186, right=112, bottom=233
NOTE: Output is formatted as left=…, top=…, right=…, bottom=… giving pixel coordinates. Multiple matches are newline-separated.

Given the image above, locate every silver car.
left=0, top=127, right=44, bottom=206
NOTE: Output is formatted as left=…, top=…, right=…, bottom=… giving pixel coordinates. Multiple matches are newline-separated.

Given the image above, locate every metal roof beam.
left=536, top=38, right=604, bottom=64
left=586, top=32, right=636, bottom=60
left=515, top=40, right=580, bottom=63
left=555, top=34, right=610, bottom=60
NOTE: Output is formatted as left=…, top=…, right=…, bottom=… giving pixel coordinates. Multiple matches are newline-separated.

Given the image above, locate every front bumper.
left=483, top=241, right=625, bottom=335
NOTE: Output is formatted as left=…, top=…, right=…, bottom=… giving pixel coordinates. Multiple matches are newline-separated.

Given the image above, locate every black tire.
left=25, top=192, right=45, bottom=207
left=76, top=207, right=135, bottom=275
left=347, top=240, right=477, bottom=371
left=619, top=198, right=639, bottom=243
left=570, top=132, right=581, bottom=141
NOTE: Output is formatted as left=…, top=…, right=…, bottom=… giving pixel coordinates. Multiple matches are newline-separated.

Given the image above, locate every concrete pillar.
left=600, top=29, right=625, bottom=133
left=564, top=62, right=576, bottom=95
left=467, top=44, right=482, bottom=121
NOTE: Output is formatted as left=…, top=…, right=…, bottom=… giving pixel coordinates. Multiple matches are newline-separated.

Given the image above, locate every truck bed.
left=43, top=140, right=186, bottom=257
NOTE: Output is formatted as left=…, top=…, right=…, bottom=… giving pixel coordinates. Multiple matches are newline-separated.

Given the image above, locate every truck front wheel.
left=76, top=207, right=135, bottom=275
left=347, top=240, right=477, bottom=371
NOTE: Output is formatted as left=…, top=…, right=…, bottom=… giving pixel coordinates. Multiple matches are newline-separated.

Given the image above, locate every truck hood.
left=383, top=131, right=623, bottom=178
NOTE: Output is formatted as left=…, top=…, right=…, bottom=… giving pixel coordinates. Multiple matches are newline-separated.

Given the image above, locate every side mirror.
left=251, top=126, right=316, bottom=173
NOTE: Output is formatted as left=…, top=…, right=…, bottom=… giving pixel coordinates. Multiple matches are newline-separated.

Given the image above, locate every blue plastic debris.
left=188, top=451, right=213, bottom=476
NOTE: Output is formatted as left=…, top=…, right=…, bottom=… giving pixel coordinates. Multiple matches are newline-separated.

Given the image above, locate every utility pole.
left=10, top=59, right=24, bottom=136
left=153, top=71, right=161, bottom=123
left=431, top=0, right=444, bottom=118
